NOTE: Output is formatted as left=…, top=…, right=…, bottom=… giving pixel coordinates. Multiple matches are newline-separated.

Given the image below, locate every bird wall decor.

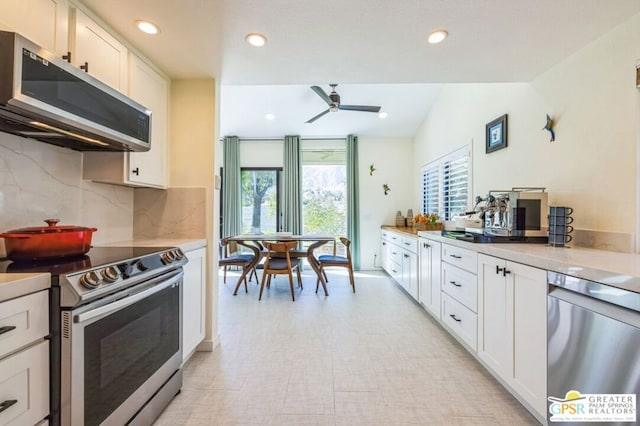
left=543, top=114, right=556, bottom=142
left=370, top=164, right=376, bottom=175
left=383, top=184, right=390, bottom=195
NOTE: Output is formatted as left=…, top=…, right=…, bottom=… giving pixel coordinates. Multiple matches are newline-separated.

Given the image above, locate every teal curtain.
left=283, top=135, right=302, bottom=234
left=347, top=134, right=360, bottom=270
left=222, top=136, right=241, bottom=237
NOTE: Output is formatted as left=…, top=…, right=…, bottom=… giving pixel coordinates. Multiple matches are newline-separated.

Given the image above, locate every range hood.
left=0, top=31, right=151, bottom=152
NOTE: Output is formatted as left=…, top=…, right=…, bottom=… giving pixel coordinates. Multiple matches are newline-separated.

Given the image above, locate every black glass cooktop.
left=0, top=246, right=172, bottom=276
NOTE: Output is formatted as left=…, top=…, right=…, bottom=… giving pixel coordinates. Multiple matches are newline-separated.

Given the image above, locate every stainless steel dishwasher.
left=548, top=271, right=640, bottom=425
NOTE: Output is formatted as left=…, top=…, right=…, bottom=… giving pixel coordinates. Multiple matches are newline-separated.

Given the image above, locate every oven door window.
left=83, top=284, right=179, bottom=425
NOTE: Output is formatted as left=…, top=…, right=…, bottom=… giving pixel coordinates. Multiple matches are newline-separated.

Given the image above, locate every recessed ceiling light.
left=378, top=111, right=388, bottom=119
left=265, top=113, right=275, bottom=120
left=136, top=20, right=160, bottom=35
left=246, top=33, right=267, bottom=47
left=428, top=29, right=448, bottom=44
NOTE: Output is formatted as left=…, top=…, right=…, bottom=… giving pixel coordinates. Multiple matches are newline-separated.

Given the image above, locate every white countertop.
left=96, top=238, right=207, bottom=252
left=0, top=273, right=51, bottom=303
left=417, top=231, right=640, bottom=293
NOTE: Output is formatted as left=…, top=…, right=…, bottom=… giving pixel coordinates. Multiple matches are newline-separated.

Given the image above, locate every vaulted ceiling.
left=81, top=0, right=640, bottom=138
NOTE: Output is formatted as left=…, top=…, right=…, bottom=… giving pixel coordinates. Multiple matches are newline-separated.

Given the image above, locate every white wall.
left=0, top=133, right=133, bottom=256
left=359, top=137, right=415, bottom=269
left=414, top=13, right=640, bottom=247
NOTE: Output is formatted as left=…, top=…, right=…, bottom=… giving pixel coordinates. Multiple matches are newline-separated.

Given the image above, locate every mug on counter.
left=548, top=206, right=574, bottom=247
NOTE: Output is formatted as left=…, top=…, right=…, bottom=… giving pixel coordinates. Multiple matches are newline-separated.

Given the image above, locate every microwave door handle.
left=74, top=272, right=183, bottom=324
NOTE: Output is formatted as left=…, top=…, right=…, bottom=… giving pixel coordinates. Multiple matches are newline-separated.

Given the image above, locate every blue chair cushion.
left=266, top=258, right=299, bottom=270
left=318, top=255, right=348, bottom=263
left=220, top=253, right=254, bottom=264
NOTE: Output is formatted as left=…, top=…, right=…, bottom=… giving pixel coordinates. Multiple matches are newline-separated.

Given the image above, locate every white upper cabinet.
left=0, top=0, right=69, bottom=55
left=82, top=54, right=169, bottom=188
left=68, top=7, right=127, bottom=91
left=126, top=54, right=168, bottom=187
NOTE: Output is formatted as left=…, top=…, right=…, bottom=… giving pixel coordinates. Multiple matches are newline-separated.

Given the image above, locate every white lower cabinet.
left=0, top=341, right=49, bottom=426
left=477, top=253, right=547, bottom=418
left=418, top=237, right=441, bottom=319
left=381, top=230, right=419, bottom=300
left=442, top=292, right=477, bottom=350
left=182, top=247, right=207, bottom=363
left=0, top=289, right=50, bottom=426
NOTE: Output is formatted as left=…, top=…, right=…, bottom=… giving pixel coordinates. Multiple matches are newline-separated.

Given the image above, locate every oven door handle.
left=74, top=271, right=183, bottom=324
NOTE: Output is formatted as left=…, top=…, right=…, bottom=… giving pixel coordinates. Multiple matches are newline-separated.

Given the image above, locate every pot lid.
left=4, top=219, right=97, bottom=234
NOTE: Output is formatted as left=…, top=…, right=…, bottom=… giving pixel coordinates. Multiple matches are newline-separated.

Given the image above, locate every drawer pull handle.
left=404, top=242, right=411, bottom=246
left=392, top=269, right=397, bottom=273
left=449, top=314, right=462, bottom=322
left=503, top=268, right=511, bottom=277
left=449, top=254, right=462, bottom=259
left=0, top=325, right=16, bottom=336
left=404, top=254, right=409, bottom=258
left=382, top=242, right=386, bottom=246
left=496, top=265, right=504, bottom=274
left=423, top=243, right=430, bottom=248
left=449, top=281, right=462, bottom=287
left=0, top=399, right=17, bottom=414
left=392, top=251, right=397, bottom=255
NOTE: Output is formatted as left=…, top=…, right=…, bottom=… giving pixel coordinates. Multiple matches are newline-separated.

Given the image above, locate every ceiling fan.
left=305, top=84, right=381, bottom=123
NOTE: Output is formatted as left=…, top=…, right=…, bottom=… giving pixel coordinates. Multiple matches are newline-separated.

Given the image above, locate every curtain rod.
left=220, top=136, right=348, bottom=142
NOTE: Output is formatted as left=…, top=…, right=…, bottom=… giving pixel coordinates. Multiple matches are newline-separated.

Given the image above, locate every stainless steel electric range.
left=0, top=246, right=187, bottom=426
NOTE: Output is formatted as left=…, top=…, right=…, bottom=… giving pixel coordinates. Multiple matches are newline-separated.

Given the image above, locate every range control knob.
left=173, top=249, right=184, bottom=260
left=79, top=271, right=100, bottom=289
left=101, top=266, right=120, bottom=283
left=161, top=251, right=176, bottom=264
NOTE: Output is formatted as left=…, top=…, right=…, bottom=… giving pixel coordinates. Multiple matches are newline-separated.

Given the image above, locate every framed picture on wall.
left=485, top=114, right=508, bottom=153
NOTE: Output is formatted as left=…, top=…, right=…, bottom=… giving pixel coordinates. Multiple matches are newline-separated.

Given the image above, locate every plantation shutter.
left=421, top=165, right=440, bottom=216
left=421, top=146, right=470, bottom=221
left=442, top=153, right=469, bottom=220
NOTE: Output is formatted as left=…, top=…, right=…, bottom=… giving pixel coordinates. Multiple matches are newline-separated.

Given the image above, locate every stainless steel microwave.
left=0, top=31, right=151, bottom=152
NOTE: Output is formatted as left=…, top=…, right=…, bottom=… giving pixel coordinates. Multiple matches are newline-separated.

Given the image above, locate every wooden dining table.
left=223, top=234, right=335, bottom=296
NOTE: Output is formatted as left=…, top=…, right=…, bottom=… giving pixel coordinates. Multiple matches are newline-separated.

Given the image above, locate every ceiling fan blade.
left=305, top=108, right=331, bottom=123
left=310, top=86, right=333, bottom=106
left=339, top=104, right=381, bottom=113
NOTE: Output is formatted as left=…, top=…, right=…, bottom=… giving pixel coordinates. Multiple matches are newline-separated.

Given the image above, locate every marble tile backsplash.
left=0, top=134, right=133, bottom=257
left=134, top=187, right=207, bottom=239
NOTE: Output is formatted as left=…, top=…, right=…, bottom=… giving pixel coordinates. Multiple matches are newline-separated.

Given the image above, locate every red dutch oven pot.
left=0, top=219, right=98, bottom=261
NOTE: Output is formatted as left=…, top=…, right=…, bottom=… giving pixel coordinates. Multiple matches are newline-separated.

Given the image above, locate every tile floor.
left=155, top=269, right=540, bottom=425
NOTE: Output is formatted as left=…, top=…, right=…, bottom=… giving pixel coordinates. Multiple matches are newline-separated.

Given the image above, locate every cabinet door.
left=70, top=8, right=127, bottom=91
left=127, top=54, right=168, bottom=187
left=477, top=254, right=512, bottom=376
left=380, top=239, right=390, bottom=272
left=510, top=261, right=547, bottom=417
left=402, top=250, right=418, bottom=300
left=0, top=340, right=49, bottom=426
left=182, top=247, right=206, bottom=363
left=418, top=238, right=441, bottom=318
left=0, top=0, right=68, bottom=55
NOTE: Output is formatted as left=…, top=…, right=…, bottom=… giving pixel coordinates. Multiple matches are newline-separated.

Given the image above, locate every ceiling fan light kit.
left=305, top=84, right=382, bottom=123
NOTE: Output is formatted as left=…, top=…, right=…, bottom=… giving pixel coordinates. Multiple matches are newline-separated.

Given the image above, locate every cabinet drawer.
left=0, top=291, right=49, bottom=359
left=442, top=244, right=477, bottom=273
left=399, top=236, right=418, bottom=253
left=389, top=260, right=402, bottom=283
left=442, top=293, right=477, bottom=351
left=442, top=263, right=478, bottom=312
left=0, top=340, right=49, bottom=426
left=388, top=244, right=403, bottom=265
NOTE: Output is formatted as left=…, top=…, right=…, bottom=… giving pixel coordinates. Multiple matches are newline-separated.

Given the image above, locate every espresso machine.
left=482, top=187, right=548, bottom=239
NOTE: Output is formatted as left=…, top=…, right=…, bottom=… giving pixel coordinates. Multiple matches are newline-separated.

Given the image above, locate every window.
left=301, top=140, right=347, bottom=255
left=421, top=146, right=471, bottom=220
left=240, top=168, right=281, bottom=234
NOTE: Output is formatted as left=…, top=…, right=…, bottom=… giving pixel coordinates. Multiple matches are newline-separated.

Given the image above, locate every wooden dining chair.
left=259, top=241, right=302, bottom=301
left=315, top=237, right=355, bottom=293
left=219, top=239, right=259, bottom=294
